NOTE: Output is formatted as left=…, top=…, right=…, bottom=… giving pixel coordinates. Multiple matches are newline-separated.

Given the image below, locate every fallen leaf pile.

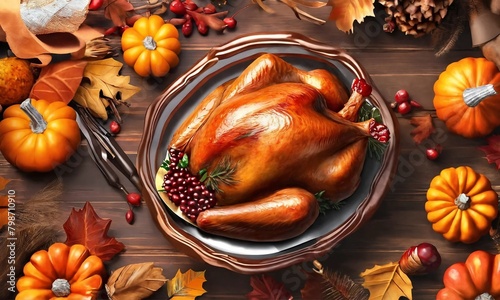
left=63, top=201, right=125, bottom=261
left=360, top=261, right=413, bottom=300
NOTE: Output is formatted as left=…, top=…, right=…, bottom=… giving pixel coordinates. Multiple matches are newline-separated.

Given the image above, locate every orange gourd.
left=0, top=98, right=81, bottom=172
left=16, top=243, right=104, bottom=300
left=121, top=15, right=181, bottom=77
left=436, top=250, right=500, bottom=300
left=425, top=166, right=498, bottom=244
left=433, top=57, right=500, bottom=138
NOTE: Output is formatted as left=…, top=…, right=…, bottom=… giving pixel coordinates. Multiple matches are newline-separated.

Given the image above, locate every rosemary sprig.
left=358, top=101, right=387, bottom=161
left=199, top=156, right=238, bottom=193
left=315, top=191, right=345, bottom=215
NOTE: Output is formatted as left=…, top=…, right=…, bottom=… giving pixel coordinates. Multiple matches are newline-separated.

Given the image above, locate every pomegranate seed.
left=426, top=147, right=440, bottom=160
left=170, top=0, right=186, bottom=15
left=109, top=120, right=121, bottom=134
left=223, top=17, right=237, bottom=29
left=127, top=192, right=141, bottom=206
left=351, top=78, right=372, bottom=97
left=394, top=89, right=410, bottom=104
left=125, top=209, right=134, bottom=224
left=369, top=120, right=390, bottom=143
left=397, top=101, right=412, bottom=115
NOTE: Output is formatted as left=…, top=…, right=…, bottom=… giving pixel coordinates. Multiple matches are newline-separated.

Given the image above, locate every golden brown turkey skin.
left=187, top=82, right=371, bottom=205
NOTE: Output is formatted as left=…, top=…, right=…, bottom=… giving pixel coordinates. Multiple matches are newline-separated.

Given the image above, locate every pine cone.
left=378, top=0, right=454, bottom=37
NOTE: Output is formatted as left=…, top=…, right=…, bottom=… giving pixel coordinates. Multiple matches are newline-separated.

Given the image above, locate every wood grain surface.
left=1, top=1, right=495, bottom=299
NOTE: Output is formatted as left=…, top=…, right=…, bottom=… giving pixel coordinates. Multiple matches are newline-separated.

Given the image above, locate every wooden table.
left=2, top=1, right=496, bottom=299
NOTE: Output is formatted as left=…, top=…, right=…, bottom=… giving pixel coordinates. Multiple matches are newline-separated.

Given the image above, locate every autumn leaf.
left=301, top=260, right=368, bottom=300
left=360, top=262, right=413, bottom=300
left=246, top=274, right=293, bottom=300
left=0, top=176, right=11, bottom=191
left=106, top=262, right=167, bottom=300
left=478, top=135, right=500, bottom=169
left=30, top=60, right=88, bottom=104
left=63, top=201, right=125, bottom=261
left=73, top=58, right=140, bottom=120
left=104, top=0, right=135, bottom=26
left=327, top=0, right=375, bottom=32
left=166, top=269, right=207, bottom=299
left=410, top=114, right=435, bottom=144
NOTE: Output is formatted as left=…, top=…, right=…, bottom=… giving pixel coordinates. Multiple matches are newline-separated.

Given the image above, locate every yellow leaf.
left=167, top=269, right=207, bottom=300
left=360, top=262, right=413, bottom=300
left=328, top=0, right=375, bottom=33
left=105, top=262, right=167, bottom=300
left=73, top=58, right=141, bottom=120
left=0, top=176, right=11, bottom=191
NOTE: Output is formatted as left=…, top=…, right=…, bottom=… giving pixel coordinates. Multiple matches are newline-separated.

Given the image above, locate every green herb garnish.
left=358, top=101, right=387, bottom=160
left=315, top=191, right=345, bottom=215
left=200, top=156, right=238, bottom=193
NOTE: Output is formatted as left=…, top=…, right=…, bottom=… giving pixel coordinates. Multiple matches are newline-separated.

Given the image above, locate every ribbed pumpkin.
left=425, top=166, right=499, bottom=244
left=433, top=57, right=500, bottom=138
left=121, top=15, right=181, bottom=77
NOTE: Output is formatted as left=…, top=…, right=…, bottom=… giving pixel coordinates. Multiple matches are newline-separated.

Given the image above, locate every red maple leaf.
left=246, top=274, right=293, bottom=300
left=410, top=114, right=435, bottom=144
left=478, top=135, right=500, bottom=169
left=104, top=0, right=135, bottom=26
left=63, top=202, right=125, bottom=261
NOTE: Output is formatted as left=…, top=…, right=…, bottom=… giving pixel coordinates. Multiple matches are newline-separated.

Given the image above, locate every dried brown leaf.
left=106, top=262, right=167, bottom=300
left=327, top=0, right=375, bottom=32
left=410, top=114, right=435, bottom=144
left=360, top=262, right=413, bottom=300
left=104, top=0, right=135, bottom=26
left=246, top=274, right=293, bottom=300
left=63, top=201, right=125, bottom=261
left=166, top=269, right=207, bottom=299
left=30, top=60, right=88, bottom=104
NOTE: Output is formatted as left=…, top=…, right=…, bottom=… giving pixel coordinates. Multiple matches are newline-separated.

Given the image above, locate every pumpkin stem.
left=454, top=193, right=470, bottom=210
left=475, top=293, right=495, bottom=300
left=143, top=36, right=157, bottom=51
left=52, top=278, right=71, bottom=297
left=463, top=84, right=497, bottom=107
left=20, top=98, right=47, bottom=134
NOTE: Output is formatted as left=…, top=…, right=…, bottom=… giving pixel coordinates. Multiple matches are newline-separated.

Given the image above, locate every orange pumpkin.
left=425, top=166, right=498, bottom=244
left=16, top=243, right=104, bottom=300
left=0, top=98, right=80, bottom=172
left=121, top=15, right=181, bottom=77
left=433, top=57, right=500, bottom=138
left=436, top=250, right=500, bottom=300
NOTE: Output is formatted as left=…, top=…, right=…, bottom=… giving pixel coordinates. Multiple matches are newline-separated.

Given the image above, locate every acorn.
left=399, top=242, right=441, bottom=275
left=0, top=57, right=35, bottom=107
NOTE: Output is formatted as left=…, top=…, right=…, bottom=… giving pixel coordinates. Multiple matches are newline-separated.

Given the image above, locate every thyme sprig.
left=199, top=156, right=238, bottom=193
left=315, top=191, right=345, bottom=215
left=358, top=101, right=387, bottom=161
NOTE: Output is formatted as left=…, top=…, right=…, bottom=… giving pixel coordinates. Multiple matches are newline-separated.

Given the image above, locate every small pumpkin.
left=0, top=98, right=81, bottom=172
left=433, top=57, right=500, bottom=138
left=121, top=15, right=181, bottom=77
left=436, top=250, right=500, bottom=300
left=16, top=243, right=104, bottom=300
left=425, top=166, right=498, bottom=244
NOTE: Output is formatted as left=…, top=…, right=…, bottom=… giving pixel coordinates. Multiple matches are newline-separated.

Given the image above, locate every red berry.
left=104, top=26, right=119, bottom=36
left=426, top=148, right=440, bottom=160
left=394, top=89, right=410, bottom=104
left=119, top=25, right=129, bottom=35
left=223, top=17, right=237, bottom=29
left=182, top=21, right=193, bottom=36
left=197, top=22, right=208, bottom=35
left=127, top=192, right=141, bottom=206
left=88, top=0, right=104, bottom=10
left=170, top=0, right=186, bottom=15
left=409, top=100, right=423, bottom=109
left=397, top=101, right=412, bottom=115
left=109, top=120, right=121, bottom=134
left=351, top=78, right=372, bottom=97
left=183, top=1, right=198, bottom=11
left=125, top=209, right=135, bottom=224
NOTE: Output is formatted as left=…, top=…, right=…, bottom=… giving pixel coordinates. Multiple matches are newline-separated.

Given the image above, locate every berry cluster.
left=351, top=78, right=373, bottom=97
left=391, top=89, right=423, bottom=115
left=169, top=0, right=236, bottom=36
left=163, top=148, right=216, bottom=222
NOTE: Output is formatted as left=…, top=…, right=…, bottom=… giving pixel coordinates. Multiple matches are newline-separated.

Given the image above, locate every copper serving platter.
left=137, top=32, right=400, bottom=274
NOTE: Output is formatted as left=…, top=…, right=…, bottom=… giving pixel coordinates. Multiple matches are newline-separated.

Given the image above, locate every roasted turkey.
left=166, top=53, right=389, bottom=241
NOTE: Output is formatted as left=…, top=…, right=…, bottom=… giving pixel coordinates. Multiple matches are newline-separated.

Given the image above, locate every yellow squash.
left=121, top=15, right=181, bottom=77
left=425, top=166, right=498, bottom=244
